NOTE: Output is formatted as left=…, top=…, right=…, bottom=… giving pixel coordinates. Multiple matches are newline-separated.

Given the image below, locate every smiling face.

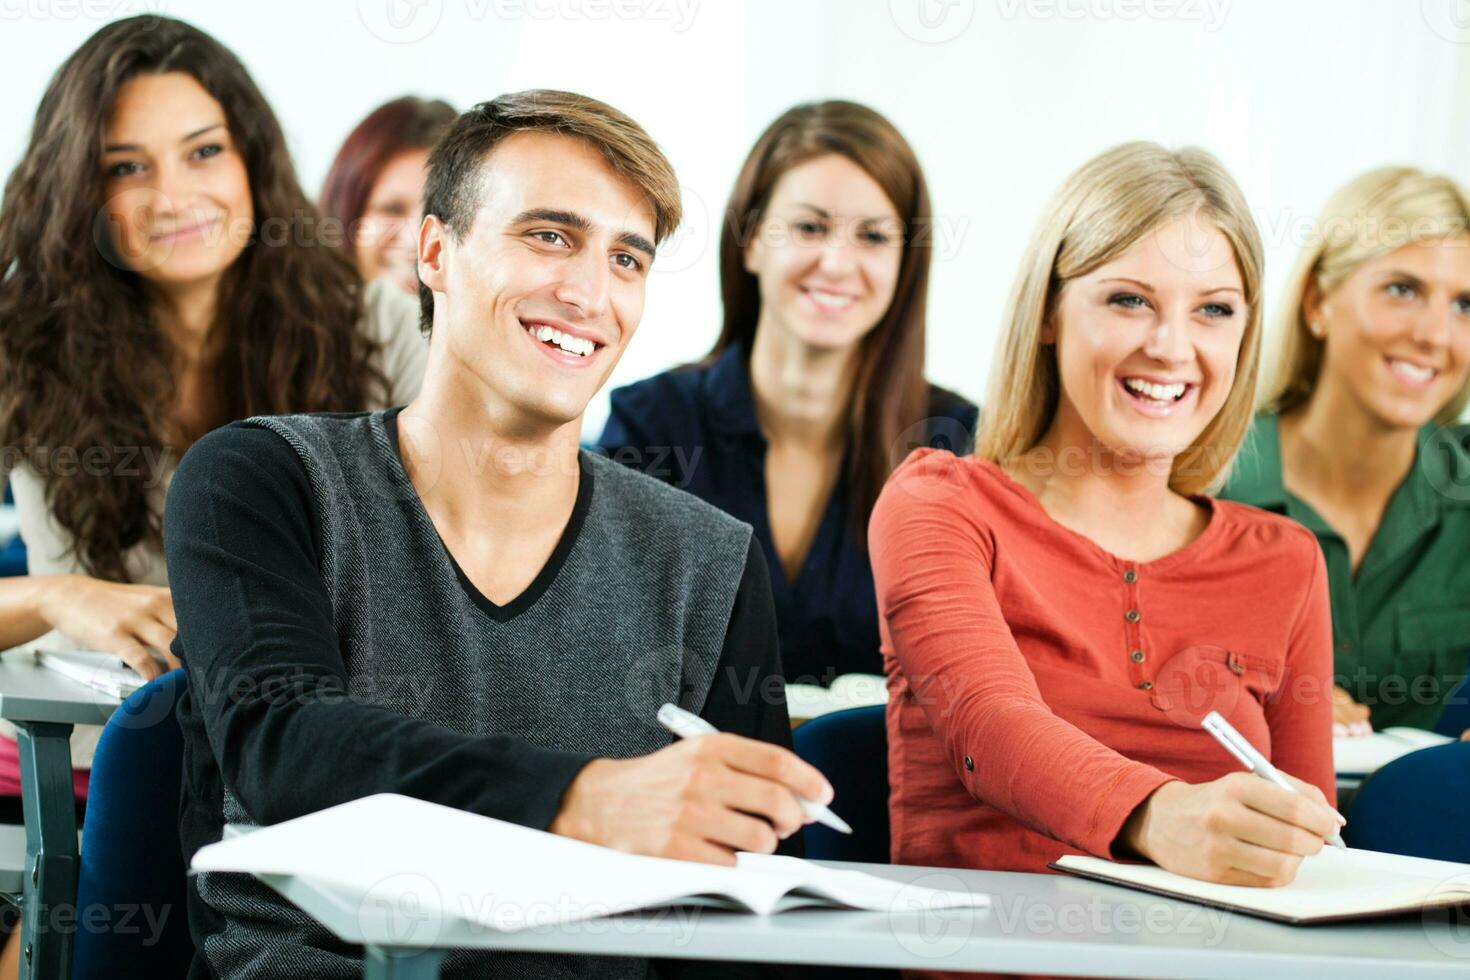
left=356, top=148, right=430, bottom=294
left=1045, top=211, right=1248, bottom=465
left=742, top=153, right=903, bottom=351
left=417, top=130, right=656, bottom=430
left=100, top=72, right=253, bottom=290
left=1308, top=237, right=1470, bottom=429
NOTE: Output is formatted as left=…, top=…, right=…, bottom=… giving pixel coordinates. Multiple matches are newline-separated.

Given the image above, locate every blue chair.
left=0, top=481, right=25, bottom=578
left=1433, top=674, right=1470, bottom=739
left=1343, top=741, right=1470, bottom=863
left=0, top=535, right=25, bottom=578
left=71, top=668, right=192, bottom=979
left=792, top=705, right=889, bottom=865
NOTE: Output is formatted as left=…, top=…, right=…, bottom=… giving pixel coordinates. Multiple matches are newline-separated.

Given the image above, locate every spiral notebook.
left=1052, top=846, right=1470, bottom=924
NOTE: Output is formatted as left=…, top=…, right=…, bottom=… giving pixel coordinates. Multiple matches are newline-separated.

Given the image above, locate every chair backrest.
left=1433, top=675, right=1470, bottom=738
left=0, top=480, right=26, bottom=577
left=71, top=668, right=192, bottom=980
left=792, top=705, right=889, bottom=864
left=1343, top=741, right=1470, bottom=863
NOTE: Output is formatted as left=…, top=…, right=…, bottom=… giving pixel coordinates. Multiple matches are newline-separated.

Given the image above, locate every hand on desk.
left=549, top=733, right=834, bottom=866
left=1330, top=686, right=1372, bottom=738
left=38, top=574, right=180, bottom=679
left=1118, top=772, right=1345, bottom=888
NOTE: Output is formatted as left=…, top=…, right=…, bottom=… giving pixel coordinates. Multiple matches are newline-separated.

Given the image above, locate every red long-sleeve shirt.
left=870, top=449, right=1336, bottom=879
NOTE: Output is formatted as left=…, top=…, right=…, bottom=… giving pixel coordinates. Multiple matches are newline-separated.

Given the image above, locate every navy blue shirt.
left=597, top=344, right=978, bottom=684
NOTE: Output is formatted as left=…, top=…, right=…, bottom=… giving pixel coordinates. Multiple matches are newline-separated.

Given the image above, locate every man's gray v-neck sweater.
left=165, top=408, right=797, bottom=980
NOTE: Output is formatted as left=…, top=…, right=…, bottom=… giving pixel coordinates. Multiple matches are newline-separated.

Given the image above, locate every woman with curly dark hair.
left=320, top=95, right=456, bottom=294
left=0, top=15, right=428, bottom=817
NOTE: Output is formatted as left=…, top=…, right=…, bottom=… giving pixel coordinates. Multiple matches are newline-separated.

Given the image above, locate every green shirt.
left=1221, top=412, right=1470, bottom=731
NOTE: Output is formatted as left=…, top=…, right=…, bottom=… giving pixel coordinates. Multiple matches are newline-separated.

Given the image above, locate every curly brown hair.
left=0, top=15, right=387, bottom=582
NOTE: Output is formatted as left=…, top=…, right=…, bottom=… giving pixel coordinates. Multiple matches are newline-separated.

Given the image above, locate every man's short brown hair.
left=417, top=89, right=682, bottom=333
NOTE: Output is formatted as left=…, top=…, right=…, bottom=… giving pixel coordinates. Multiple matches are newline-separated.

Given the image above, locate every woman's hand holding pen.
left=1117, top=772, right=1346, bottom=887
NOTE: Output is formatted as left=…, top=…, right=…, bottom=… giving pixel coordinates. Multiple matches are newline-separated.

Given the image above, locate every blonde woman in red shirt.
left=870, top=143, right=1344, bottom=911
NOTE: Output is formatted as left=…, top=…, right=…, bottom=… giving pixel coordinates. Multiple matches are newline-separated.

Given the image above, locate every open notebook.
left=786, top=673, right=888, bottom=722
left=1052, top=847, right=1470, bottom=924
left=192, top=794, right=989, bottom=931
left=1333, top=728, right=1455, bottom=777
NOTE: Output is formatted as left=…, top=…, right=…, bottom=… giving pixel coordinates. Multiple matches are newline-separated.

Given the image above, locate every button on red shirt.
left=869, top=450, right=1335, bottom=879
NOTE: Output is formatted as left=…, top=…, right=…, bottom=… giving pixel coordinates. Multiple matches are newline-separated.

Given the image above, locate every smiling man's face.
left=419, top=130, right=658, bottom=432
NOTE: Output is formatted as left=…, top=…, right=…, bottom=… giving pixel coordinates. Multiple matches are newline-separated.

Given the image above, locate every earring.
left=1309, top=321, right=1325, bottom=338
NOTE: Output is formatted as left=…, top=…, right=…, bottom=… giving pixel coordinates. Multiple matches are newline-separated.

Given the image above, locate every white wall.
left=2, top=0, right=1467, bottom=434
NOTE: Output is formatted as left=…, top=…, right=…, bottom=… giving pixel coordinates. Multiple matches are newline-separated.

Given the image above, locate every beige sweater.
left=0, top=280, right=430, bottom=768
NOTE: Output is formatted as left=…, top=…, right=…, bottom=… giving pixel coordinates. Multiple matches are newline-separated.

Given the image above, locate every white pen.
left=1202, top=710, right=1347, bottom=849
left=656, top=702, right=853, bottom=836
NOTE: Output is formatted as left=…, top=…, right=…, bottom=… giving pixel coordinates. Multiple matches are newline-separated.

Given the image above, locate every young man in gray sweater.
left=166, top=90, right=829, bottom=980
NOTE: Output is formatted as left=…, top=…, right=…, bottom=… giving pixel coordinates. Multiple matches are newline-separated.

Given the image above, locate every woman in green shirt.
left=1223, top=167, right=1470, bottom=735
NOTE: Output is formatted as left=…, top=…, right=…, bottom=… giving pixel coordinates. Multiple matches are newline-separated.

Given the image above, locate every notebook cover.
left=1047, top=861, right=1470, bottom=925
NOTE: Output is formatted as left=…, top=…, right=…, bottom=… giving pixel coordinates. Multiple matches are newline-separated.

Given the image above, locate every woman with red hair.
left=321, top=96, right=456, bottom=294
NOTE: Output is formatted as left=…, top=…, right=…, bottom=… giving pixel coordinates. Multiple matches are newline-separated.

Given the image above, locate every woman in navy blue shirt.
left=599, top=101, right=976, bottom=685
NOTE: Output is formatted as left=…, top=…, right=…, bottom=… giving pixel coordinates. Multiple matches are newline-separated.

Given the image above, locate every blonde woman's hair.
left=1266, top=166, right=1470, bottom=423
left=978, top=142, right=1265, bottom=494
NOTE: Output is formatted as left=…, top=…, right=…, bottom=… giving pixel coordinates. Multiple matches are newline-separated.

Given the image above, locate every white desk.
left=0, top=650, right=119, bottom=979
left=244, top=851, right=1470, bottom=979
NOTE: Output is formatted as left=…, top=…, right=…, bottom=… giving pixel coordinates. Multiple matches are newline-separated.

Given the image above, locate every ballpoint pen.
left=1202, top=710, right=1346, bottom=849
left=656, top=702, right=853, bottom=835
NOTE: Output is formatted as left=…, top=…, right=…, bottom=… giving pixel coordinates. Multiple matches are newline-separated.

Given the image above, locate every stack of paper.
left=1333, top=728, right=1454, bottom=777
left=192, top=794, right=989, bottom=931
left=34, top=650, right=144, bottom=700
